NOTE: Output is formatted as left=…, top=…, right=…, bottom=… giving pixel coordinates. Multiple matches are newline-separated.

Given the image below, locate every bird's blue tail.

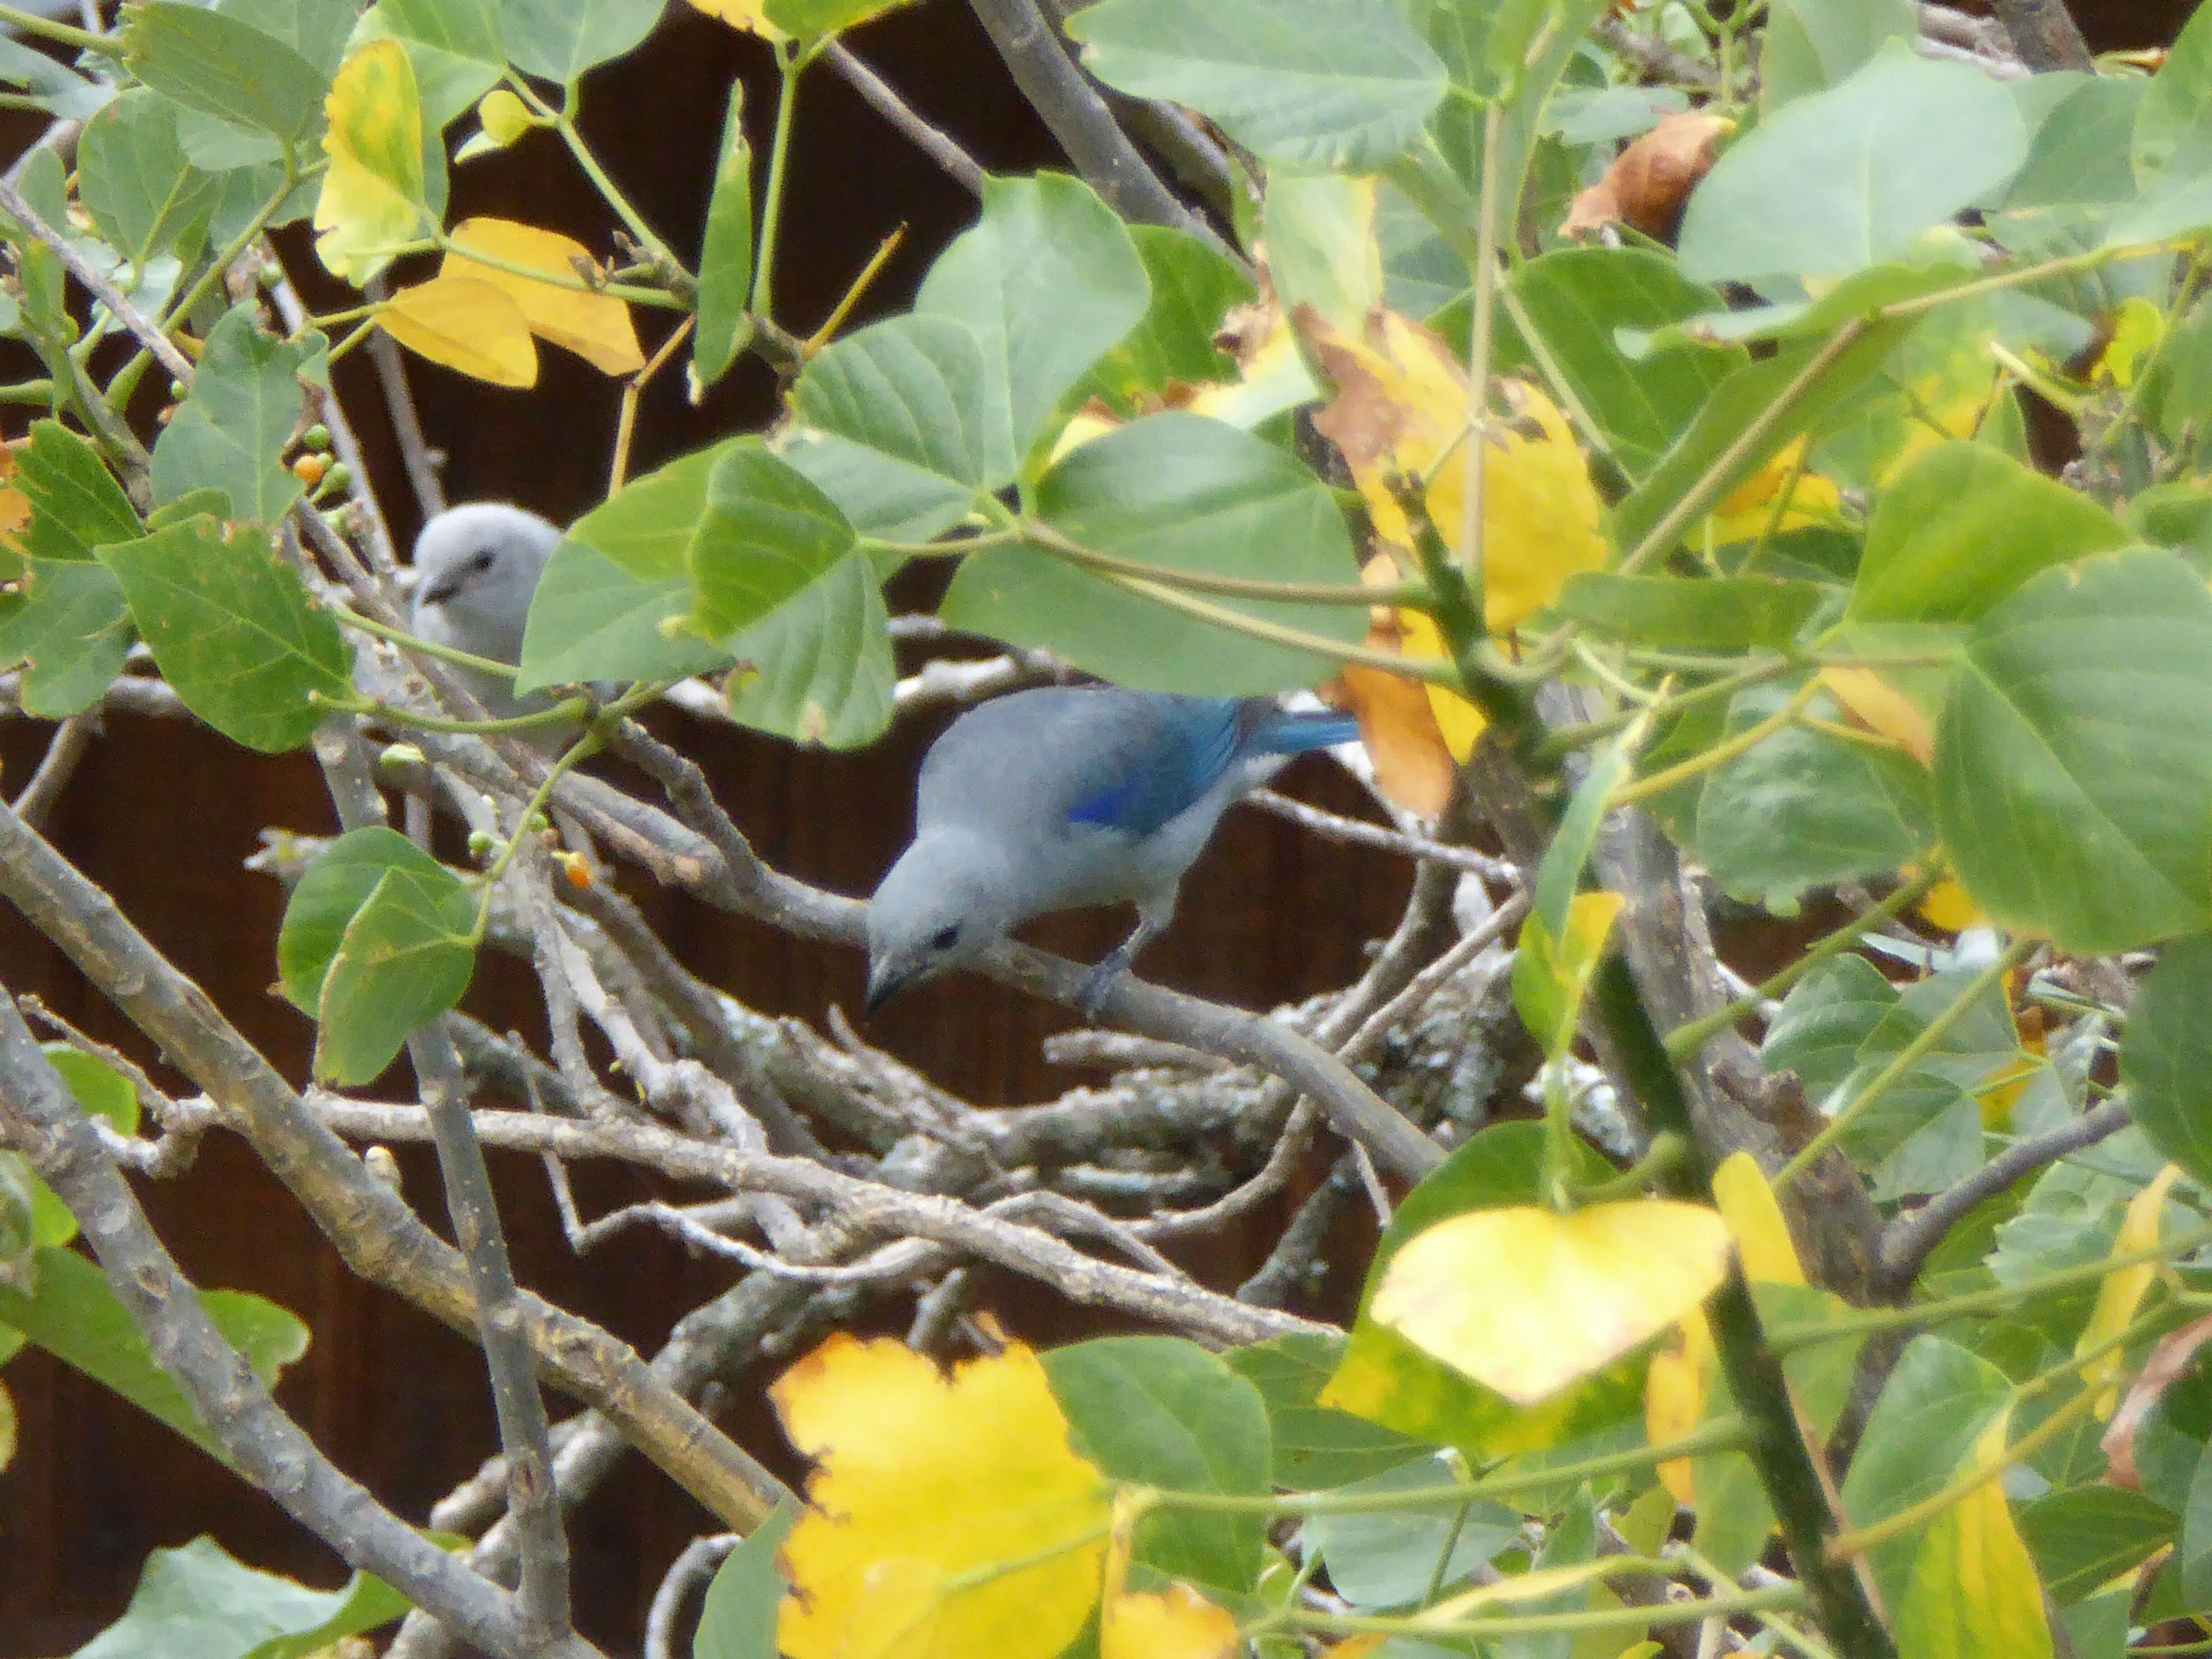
left=1248, top=706, right=1361, bottom=757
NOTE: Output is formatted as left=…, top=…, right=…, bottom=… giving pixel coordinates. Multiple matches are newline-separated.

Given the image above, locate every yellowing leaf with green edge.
left=377, top=276, right=537, bottom=388
left=475, top=89, right=534, bottom=149
left=1102, top=1583, right=1239, bottom=1659
left=2096, top=296, right=2165, bottom=390
left=1821, top=665, right=1935, bottom=767
left=1513, top=888, right=1625, bottom=1059
left=686, top=0, right=786, bottom=36
left=314, top=39, right=426, bottom=284
left=1305, top=310, right=1607, bottom=633
left=441, top=217, right=645, bottom=376
left=2079, top=1164, right=2183, bottom=1417
left=1704, top=436, right=1843, bottom=545
left=1711, top=1150, right=1804, bottom=1286
left=1418, top=1557, right=1630, bottom=1624
left=1644, top=1312, right=1711, bottom=1505
left=772, top=1334, right=1111, bottom=1659
left=1371, top=1200, right=1732, bottom=1407
left=1892, top=1416, right=2055, bottom=1659
left=1397, top=604, right=1486, bottom=761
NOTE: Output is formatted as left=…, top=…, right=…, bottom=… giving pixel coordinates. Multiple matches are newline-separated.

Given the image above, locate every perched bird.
left=866, top=686, right=1359, bottom=1016
left=408, top=503, right=562, bottom=723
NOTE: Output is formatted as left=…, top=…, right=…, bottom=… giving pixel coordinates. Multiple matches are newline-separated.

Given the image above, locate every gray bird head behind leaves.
left=408, top=502, right=562, bottom=724
left=865, top=686, right=1358, bottom=1017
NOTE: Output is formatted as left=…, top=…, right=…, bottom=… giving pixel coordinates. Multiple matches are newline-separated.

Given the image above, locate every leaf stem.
left=1666, top=865, right=1947, bottom=1060
left=336, top=607, right=524, bottom=681
left=1460, top=98, right=1506, bottom=604
left=1290, top=1584, right=1805, bottom=1640
left=748, top=44, right=805, bottom=321
left=804, top=224, right=906, bottom=353
left=1015, top=520, right=1422, bottom=606
left=1145, top=1419, right=1754, bottom=1517
left=552, top=86, right=684, bottom=279
left=1091, top=568, right=1465, bottom=683
left=0, top=2, right=107, bottom=52
left=313, top=690, right=592, bottom=737
left=434, top=234, right=687, bottom=309
left=1604, top=677, right=1819, bottom=808
left=1772, top=937, right=2034, bottom=1191
left=610, top=315, right=695, bottom=494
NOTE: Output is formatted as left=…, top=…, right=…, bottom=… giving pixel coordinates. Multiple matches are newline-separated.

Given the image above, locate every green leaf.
left=1850, top=441, right=2128, bottom=623
left=151, top=304, right=316, bottom=525
left=693, top=1500, right=798, bottom=1659
left=684, top=441, right=861, bottom=646
left=15, top=418, right=142, bottom=561
left=26, top=1046, right=142, bottom=1250
left=225, top=0, right=359, bottom=80
left=1838, top=1333, right=2013, bottom=1614
left=0, top=35, right=109, bottom=121
left=915, top=173, right=1149, bottom=476
left=314, top=867, right=477, bottom=1086
left=1612, top=291, right=1919, bottom=560
left=940, top=412, right=1363, bottom=694
left=2019, top=1486, right=2176, bottom=1607
left=777, top=427, right=976, bottom=545
left=78, top=90, right=224, bottom=267
left=2134, top=0, right=2212, bottom=183
left=123, top=2, right=329, bottom=145
left=99, top=517, right=352, bottom=753
left=763, top=0, right=913, bottom=37
left=499, top=0, right=664, bottom=84
left=1678, top=45, right=2027, bottom=282
left=75, top=1536, right=406, bottom=1659
left=1502, top=248, right=1743, bottom=478
left=1762, top=953, right=1900, bottom=1099
left=1045, top=1336, right=1271, bottom=1595
left=2005, top=76, right=2145, bottom=211
left=1223, top=1334, right=1429, bottom=1490
left=1304, top=1457, right=1520, bottom=1608
left=0, top=1247, right=308, bottom=1463
left=1264, top=170, right=1381, bottom=335
left=276, top=827, right=467, bottom=1008
left=2120, top=933, right=2212, bottom=1194
left=690, top=81, right=754, bottom=393
left=1066, top=0, right=1448, bottom=171
left=1759, top=0, right=1916, bottom=111
left=0, top=560, right=136, bottom=718
left=517, top=539, right=734, bottom=693
left=722, top=553, right=894, bottom=750
left=1693, top=684, right=1936, bottom=913
left=1556, top=573, right=1823, bottom=651
left=791, top=313, right=997, bottom=521
left=1083, top=225, right=1255, bottom=415
left=1936, top=548, right=2212, bottom=953
left=359, top=0, right=507, bottom=130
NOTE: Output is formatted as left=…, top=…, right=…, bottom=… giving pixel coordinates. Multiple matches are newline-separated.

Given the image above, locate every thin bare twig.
left=822, top=43, right=986, bottom=197
left=10, top=712, right=94, bottom=830
left=644, top=1535, right=739, bottom=1659
left=1245, top=786, right=1520, bottom=883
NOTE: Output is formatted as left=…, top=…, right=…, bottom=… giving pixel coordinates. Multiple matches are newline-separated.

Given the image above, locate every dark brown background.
left=0, top=0, right=2179, bottom=1652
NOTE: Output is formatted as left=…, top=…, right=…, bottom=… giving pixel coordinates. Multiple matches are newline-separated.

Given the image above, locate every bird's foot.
left=1075, top=955, right=1132, bottom=1022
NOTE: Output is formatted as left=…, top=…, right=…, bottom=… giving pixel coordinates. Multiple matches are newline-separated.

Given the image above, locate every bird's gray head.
left=865, top=833, right=1021, bottom=1015
left=410, top=504, right=562, bottom=661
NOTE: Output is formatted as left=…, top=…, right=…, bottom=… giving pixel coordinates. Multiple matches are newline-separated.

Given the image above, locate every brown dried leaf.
left=1560, top=111, right=1734, bottom=243
left=1322, top=555, right=1457, bottom=816
left=2100, top=1311, right=2212, bottom=1489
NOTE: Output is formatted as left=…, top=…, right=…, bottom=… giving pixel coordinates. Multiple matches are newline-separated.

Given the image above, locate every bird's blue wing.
left=1066, top=697, right=1247, bottom=837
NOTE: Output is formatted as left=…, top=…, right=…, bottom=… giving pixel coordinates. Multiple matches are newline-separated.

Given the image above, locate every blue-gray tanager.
left=865, top=687, right=1360, bottom=1015
left=408, top=503, right=561, bottom=723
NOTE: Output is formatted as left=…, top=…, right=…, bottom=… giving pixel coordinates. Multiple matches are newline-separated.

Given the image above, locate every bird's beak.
left=863, top=960, right=908, bottom=1019
left=418, top=573, right=461, bottom=608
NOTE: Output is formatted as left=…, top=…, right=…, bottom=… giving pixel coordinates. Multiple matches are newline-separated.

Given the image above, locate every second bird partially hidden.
left=866, top=687, right=1358, bottom=1018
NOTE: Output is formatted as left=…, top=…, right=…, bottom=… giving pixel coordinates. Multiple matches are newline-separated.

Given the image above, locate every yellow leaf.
left=476, top=89, right=535, bottom=148
left=1325, top=1642, right=1388, bottom=1659
left=1644, top=1311, right=1712, bottom=1505
left=378, top=276, right=538, bottom=388
left=1711, top=1150, right=1804, bottom=1286
left=1892, top=1416, right=2055, bottom=1659
left=1917, top=876, right=1988, bottom=934
left=2097, top=296, right=2165, bottom=389
left=1820, top=665, right=1935, bottom=768
left=1396, top=604, right=1487, bottom=761
left=442, top=218, right=645, bottom=376
left=773, top=1335, right=1111, bottom=1659
left=314, top=39, right=426, bottom=284
left=2078, top=1164, right=2182, bottom=1417
left=1703, top=437, right=1843, bottom=544
left=0, top=1375, right=14, bottom=1472
left=1326, top=555, right=1458, bottom=815
left=1306, top=310, right=1607, bottom=633
left=1047, top=403, right=1120, bottom=466
left=1102, top=1583, right=1239, bottom=1659
left=1372, top=1200, right=1733, bottom=1406
left=687, top=0, right=786, bottom=36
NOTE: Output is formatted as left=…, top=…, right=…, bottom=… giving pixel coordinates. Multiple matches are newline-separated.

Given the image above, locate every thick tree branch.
left=1986, top=0, right=2092, bottom=70
left=0, top=984, right=602, bottom=1659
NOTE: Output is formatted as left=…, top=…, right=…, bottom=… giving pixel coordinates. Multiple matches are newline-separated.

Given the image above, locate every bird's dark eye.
left=467, top=548, right=497, bottom=573
left=930, top=925, right=961, bottom=951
